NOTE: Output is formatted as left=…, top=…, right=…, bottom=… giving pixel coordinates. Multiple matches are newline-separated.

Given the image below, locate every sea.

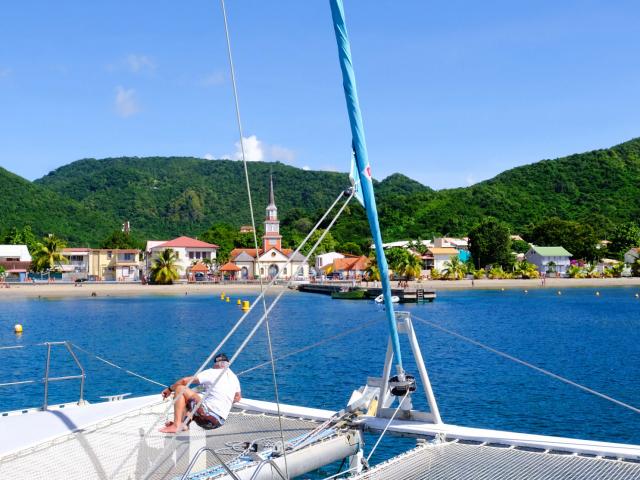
left=1, top=286, right=639, bottom=474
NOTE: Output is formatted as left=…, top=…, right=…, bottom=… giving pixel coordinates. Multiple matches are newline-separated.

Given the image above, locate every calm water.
left=1, top=287, right=639, bottom=468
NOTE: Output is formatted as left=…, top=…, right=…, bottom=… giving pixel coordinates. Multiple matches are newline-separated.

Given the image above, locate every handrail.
left=179, top=447, right=241, bottom=480
left=248, top=458, right=288, bottom=480
left=0, top=341, right=85, bottom=410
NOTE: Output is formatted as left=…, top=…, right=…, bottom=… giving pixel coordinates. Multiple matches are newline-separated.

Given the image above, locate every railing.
left=179, top=447, right=241, bottom=480
left=0, top=341, right=85, bottom=411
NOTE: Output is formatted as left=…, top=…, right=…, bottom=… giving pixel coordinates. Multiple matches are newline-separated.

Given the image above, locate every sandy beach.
left=1, top=277, right=639, bottom=300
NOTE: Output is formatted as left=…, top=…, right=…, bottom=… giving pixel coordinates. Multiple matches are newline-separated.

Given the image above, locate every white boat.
left=2, top=1, right=640, bottom=479
left=375, top=294, right=399, bottom=304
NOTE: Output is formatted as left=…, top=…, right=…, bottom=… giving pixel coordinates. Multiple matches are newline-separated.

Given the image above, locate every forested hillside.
left=0, top=137, right=638, bottom=247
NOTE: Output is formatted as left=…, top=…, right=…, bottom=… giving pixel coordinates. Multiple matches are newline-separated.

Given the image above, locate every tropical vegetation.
left=31, top=234, right=68, bottom=272
left=150, top=249, right=180, bottom=284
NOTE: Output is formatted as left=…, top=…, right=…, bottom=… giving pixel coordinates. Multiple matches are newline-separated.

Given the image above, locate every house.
left=230, top=176, right=309, bottom=280
left=315, top=252, right=344, bottom=272
left=149, top=236, right=218, bottom=279
left=239, top=225, right=254, bottom=234
left=525, top=246, right=572, bottom=276
left=61, top=247, right=91, bottom=280
left=427, top=247, right=460, bottom=271
left=87, top=249, right=142, bottom=281
left=323, top=255, right=370, bottom=280
left=624, top=247, right=640, bottom=265
left=0, top=244, right=32, bottom=282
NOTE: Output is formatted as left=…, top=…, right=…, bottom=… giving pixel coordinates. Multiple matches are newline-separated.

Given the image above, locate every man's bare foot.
left=159, top=424, right=188, bottom=434
left=164, top=420, right=174, bottom=427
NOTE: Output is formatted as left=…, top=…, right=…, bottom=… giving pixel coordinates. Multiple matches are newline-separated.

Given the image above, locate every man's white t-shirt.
left=197, top=367, right=241, bottom=420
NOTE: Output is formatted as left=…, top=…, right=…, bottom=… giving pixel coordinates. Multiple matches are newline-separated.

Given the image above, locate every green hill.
left=0, top=166, right=116, bottom=244
left=1, top=137, right=638, bottom=246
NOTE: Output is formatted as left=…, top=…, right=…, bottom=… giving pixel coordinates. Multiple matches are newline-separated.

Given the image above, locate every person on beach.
left=159, top=353, right=241, bottom=433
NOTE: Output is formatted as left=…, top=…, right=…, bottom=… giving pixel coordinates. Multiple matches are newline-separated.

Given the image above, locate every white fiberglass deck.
left=0, top=396, right=333, bottom=480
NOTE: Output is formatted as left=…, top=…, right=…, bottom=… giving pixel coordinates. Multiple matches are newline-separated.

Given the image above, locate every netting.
left=0, top=402, right=320, bottom=480
left=351, top=441, right=640, bottom=480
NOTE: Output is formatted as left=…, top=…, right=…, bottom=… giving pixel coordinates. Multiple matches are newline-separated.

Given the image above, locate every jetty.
left=297, top=283, right=436, bottom=303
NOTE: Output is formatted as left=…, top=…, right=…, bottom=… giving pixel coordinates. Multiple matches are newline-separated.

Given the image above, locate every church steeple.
left=263, top=174, right=281, bottom=250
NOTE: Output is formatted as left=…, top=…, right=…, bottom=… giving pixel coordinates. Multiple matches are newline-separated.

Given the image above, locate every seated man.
left=159, top=353, right=241, bottom=433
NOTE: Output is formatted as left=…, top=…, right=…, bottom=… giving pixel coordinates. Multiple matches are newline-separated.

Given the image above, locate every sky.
left=1, top=0, right=639, bottom=190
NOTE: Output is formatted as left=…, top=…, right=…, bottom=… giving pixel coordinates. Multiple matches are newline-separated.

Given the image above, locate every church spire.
left=268, top=174, right=275, bottom=207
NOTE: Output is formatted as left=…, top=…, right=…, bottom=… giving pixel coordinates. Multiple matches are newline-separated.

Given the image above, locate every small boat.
left=331, top=288, right=366, bottom=300
left=375, top=294, right=400, bottom=304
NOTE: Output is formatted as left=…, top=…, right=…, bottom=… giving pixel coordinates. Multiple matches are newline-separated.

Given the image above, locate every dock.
left=297, top=283, right=436, bottom=303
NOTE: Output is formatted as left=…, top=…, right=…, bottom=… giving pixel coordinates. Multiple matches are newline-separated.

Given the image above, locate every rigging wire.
left=219, top=0, right=288, bottom=473
left=411, top=313, right=640, bottom=416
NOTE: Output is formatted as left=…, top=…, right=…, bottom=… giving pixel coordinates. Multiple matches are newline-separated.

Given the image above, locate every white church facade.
left=229, top=176, right=309, bottom=280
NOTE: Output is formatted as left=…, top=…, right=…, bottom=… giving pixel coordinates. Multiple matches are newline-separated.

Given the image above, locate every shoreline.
left=0, top=277, right=639, bottom=300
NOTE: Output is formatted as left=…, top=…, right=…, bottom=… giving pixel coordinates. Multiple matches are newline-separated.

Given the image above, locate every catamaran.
left=1, top=1, right=640, bottom=479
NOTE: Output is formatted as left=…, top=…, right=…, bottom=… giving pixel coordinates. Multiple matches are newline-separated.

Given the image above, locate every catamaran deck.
left=352, top=441, right=640, bottom=480
left=0, top=396, right=335, bottom=480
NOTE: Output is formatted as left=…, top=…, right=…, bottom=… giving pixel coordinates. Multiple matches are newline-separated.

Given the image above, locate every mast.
left=329, top=0, right=404, bottom=374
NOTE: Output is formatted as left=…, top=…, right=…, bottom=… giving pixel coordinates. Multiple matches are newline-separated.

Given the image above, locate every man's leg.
left=159, top=386, right=201, bottom=433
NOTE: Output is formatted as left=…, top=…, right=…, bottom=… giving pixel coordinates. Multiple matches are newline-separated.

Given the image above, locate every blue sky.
left=1, top=0, right=639, bottom=189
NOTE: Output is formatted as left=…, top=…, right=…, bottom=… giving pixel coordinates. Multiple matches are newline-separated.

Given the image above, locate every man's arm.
left=161, top=376, right=199, bottom=398
left=234, top=391, right=242, bottom=403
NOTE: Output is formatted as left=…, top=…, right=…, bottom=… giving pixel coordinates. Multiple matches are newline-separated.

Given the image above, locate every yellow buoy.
left=237, top=299, right=241, bottom=305
left=242, top=300, right=250, bottom=311
left=226, top=296, right=230, bottom=303
left=501, top=288, right=505, bottom=291
left=14, top=324, right=23, bottom=334
left=220, top=293, right=225, bottom=300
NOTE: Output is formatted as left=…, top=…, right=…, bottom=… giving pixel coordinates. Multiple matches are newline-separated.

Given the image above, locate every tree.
left=442, top=255, right=466, bottom=280
left=100, top=230, right=140, bottom=249
left=365, top=254, right=380, bottom=281
left=0, top=265, right=5, bottom=279
left=3, top=226, right=38, bottom=253
left=513, top=260, right=539, bottom=279
left=31, top=234, right=68, bottom=272
left=631, top=259, right=640, bottom=277
left=395, top=252, right=423, bottom=280
left=302, top=229, right=337, bottom=264
left=339, top=242, right=362, bottom=256
left=150, top=249, right=180, bottom=284
left=511, top=239, right=531, bottom=254
left=529, top=218, right=600, bottom=261
left=468, top=217, right=512, bottom=269
left=608, top=222, right=640, bottom=259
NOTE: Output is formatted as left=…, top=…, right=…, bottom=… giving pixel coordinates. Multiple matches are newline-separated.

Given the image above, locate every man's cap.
left=214, top=353, right=229, bottom=363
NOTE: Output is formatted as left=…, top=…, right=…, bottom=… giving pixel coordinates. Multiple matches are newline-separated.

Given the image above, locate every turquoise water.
left=1, top=287, right=639, bottom=465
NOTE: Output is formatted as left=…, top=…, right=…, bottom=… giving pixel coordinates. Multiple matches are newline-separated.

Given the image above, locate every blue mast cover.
left=330, top=0, right=403, bottom=371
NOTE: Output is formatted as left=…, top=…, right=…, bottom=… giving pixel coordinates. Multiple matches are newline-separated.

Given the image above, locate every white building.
left=623, top=247, right=640, bottom=265
left=427, top=247, right=460, bottom=271
left=149, top=236, right=218, bottom=279
left=315, top=252, right=344, bottom=272
left=525, top=246, right=572, bottom=276
left=0, top=245, right=32, bottom=282
left=230, top=176, right=309, bottom=280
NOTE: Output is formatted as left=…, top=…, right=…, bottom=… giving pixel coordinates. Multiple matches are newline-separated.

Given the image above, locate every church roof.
left=231, top=248, right=263, bottom=259
left=267, top=175, right=276, bottom=208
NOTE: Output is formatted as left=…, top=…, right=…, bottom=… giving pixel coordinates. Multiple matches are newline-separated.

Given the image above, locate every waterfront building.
left=623, top=247, right=640, bottom=265
left=525, top=246, right=572, bottom=276
left=0, top=244, right=32, bottom=282
left=315, top=252, right=345, bottom=272
left=427, top=247, right=460, bottom=271
left=230, top=176, right=309, bottom=280
left=322, top=255, right=369, bottom=280
left=60, top=248, right=142, bottom=281
left=148, top=236, right=218, bottom=279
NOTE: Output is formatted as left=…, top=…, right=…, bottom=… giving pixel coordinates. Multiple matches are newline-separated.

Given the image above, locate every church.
left=228, top=177, right=309, bottom=280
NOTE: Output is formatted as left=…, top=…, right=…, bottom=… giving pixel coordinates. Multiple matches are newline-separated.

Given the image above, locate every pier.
left=297, top=283, right=436, bottom=303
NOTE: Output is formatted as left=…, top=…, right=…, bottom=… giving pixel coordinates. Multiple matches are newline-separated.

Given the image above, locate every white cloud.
left=233, top=135, right=264, bottom=162
left=114, top=86, right=140, bottom=117
left=0, top=67, right=12, bottom=78
left=269, top=145, right=296, bottom=163
left=465, top=173, right=476, bottom=186
left=126, top=54, right=155, bottom=73
left=200, top=71, right=225, bottom=87
left=302, top=165, right=311, bottom=171
left=204, top=153, right=215, bottom=160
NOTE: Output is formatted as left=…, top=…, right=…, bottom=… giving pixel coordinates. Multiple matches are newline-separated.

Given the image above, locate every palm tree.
left=32, top=234, right=68, bottom=272
left=567, top=265, right=584, bottom=278
left=442, top=255, right=466, bottom=280
left=0, top=265, right=5, bottom=280
left=151, top=249, right=180, bottom=284
left=365, top=255, right=381, bottom=282
left=585, top=263, right=599, bottom=278
left=396, top=253, right=423, bottom=280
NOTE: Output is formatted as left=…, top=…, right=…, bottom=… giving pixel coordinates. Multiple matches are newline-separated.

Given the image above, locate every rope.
left=411, top=313, right=640, bottom=416
left=219, top=0, right=289, bottom=474
left=236, top=318, right=381, bottom=377
left=70, top=343, right=168, bottom=388
left=366, top=391, right=409, bottom=463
